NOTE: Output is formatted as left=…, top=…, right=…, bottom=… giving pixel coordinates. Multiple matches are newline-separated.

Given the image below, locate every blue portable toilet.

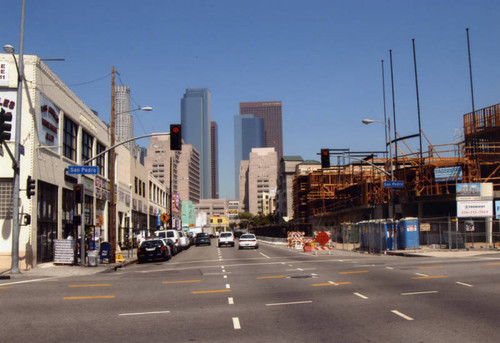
left=397, top=218, right=420, bottom=249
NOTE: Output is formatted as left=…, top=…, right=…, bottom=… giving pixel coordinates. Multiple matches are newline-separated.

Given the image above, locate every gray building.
left=181, top=88, right=211, bottom=199
left=276, top=156, right=304, bottom=222
left=234, top=114, right=264, bottom=198
left=115, top=85, right=134, bottom=153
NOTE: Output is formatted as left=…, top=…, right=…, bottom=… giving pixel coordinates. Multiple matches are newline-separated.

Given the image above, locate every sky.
left=3, top=0, right=500, bottom=199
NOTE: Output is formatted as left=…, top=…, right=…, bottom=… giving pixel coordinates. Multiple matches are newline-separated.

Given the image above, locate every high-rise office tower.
left=239, top=101, right=283, bottom=161
left=181, top=88, right=211, bottom=199
left=234, top=114, right=264, bottom=198
left=115, top=86, right=134, bottom=152
left=211, top=121, right=219, bottom=199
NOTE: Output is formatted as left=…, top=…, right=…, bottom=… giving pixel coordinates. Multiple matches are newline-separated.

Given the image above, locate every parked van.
left=154, top=230, right=182, bottom=254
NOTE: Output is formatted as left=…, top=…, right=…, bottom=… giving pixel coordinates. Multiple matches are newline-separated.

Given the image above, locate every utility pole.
left=109, top=66, right=116, bottom=263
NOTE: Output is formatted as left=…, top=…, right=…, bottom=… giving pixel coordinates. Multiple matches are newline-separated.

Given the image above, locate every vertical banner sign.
left=0, top=62, right=9, bottom=86
left=39, top=94, right=60, bottom=147
left=496, top=200, right=500, bottom=220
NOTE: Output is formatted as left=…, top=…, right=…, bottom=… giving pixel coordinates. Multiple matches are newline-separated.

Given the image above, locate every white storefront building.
left=0, top=54, right=168, bottom=270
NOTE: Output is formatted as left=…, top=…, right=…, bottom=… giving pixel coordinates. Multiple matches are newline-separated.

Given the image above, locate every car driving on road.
left=238, top=233, right=259, bottom=249
left=218, top=231, right=235, bottom=247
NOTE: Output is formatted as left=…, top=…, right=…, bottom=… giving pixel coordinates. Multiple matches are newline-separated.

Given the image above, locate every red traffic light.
left=172, top=126, right=180, bottom=134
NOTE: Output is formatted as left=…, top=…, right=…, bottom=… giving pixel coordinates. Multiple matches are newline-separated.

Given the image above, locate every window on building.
left=63, top=117, right=77, bottom=161
left=81, top=130, right=93, bottom=163
left=96, top=142, right=105, bottom=176
left=0, top=178, right=13, bottom=219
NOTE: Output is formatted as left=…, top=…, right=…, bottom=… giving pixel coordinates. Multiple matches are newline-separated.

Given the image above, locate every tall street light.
left=109, top=67, right=152, bottom=263
left=362, top=118, right=393, bottom=181
left=4, top=0, right=26, bottom=274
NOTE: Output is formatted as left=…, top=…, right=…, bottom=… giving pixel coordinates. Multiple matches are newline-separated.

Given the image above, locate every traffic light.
left=170, top=124, right=182, bottom=151
left=0, top=108, right=13, bottom=144
left=26, top=176, right=36, bottom=199
left=321, top=149, right=330, bottom=169
left=74, top=184, right=84, bottom=204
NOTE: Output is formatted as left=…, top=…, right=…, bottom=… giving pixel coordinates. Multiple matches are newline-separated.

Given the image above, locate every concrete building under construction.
left=292, top=103, right=500, bottom=247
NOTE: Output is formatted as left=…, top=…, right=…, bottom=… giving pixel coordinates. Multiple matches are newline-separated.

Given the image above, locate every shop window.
left=81, top=130, right=93, bottom=163
left=96, top=142, right=105, bottom=176
left=63, top=117, right=78, bottom=161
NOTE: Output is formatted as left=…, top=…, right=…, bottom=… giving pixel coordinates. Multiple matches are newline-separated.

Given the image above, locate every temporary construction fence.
left=327, top=217, right=500, bottom=252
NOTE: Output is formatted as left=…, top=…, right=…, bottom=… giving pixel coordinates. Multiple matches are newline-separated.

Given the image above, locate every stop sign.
left=315, top=231, right=330, bottom=247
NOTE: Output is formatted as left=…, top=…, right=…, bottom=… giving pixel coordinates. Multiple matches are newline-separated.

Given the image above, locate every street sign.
left=383, top=180, right=404, bottom=188
left=160, top=213, right=169, bottom=224
left=68, top=166, right=98, bottom=175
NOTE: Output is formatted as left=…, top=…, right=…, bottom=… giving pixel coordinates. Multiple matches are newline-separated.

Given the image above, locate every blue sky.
left=3, top=0, right=500, bottom=199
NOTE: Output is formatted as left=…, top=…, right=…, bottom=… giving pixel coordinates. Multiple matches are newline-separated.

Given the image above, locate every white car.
left=179, top=230, right=191, bottom=250
left=238, top=233, right=259, bottom=249
left=218, top=232, right=235, bottom=247
left=155, top=230, right=182, bottom=254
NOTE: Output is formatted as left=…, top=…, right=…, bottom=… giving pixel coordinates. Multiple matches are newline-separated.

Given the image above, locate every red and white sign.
left=457, top=200, right=493, bottom=218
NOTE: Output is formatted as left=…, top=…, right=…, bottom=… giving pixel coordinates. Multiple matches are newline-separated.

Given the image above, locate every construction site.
left=292, top=103, right=500, bottom=249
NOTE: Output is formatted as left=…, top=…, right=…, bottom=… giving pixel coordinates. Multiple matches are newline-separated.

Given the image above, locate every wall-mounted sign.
left=435, top=166, right=462, bottom=182
left=0, top=62, right=9, bottom=87
left=39, top=94, right=60, bottom=147
left=457, top=200, right=493, bottom=218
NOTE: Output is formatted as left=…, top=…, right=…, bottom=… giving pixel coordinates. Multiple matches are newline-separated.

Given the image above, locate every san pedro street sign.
left=383, top=180, right=404, bottom=188
left=68, top=166, right=98, bottom=175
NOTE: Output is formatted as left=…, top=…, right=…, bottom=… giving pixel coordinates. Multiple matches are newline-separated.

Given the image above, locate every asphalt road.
left=1, top=240, right=500, bottom=342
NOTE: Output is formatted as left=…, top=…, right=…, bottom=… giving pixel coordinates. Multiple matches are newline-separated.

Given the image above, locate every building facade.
left=276, top=156, right=304, bottom=222
left=181, top=88, right=211, bottom=199
left=0, top=54, right=168, bottom=269
left=239, top=148, right=278, bottom=215
left=239, top=101, right=283, bottom=161
left=234, top=114, right=264, bottom=198
left=115, top=85, right=134, bottom=153
left=211, top=121, right=218, bottom=199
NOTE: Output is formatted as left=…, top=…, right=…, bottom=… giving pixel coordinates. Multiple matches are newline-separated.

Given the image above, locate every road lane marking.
left=0, top=286, right=11, bottom=289
left=233, top=317, right=241, bottom=329
left=223, top=275, right=227, bottom=279
left=119, top=310, right=170, bottom=316
left=486, top=262, right=500, bottom=266
left=415, top=273, right=428, bottom=277
left=228, top=297, right=234, bottom=305
left=226, top=284, right=231, bottom=289
left=259, top=252, right=270, bottom=258
left=386, top=267, right=394, bottom=270
left=0, top=277, right=59, bottom=286
left=192, top=289, right=232, bottom=294
left=401, top=291, right=438, bottom=296
left=162, top=280, right=201, bottom=284
left=266, top=301, right=313, bottom=306
left=456, top=281, right=473, bottom=287
left=418, top=266, right=443, bottom=269
left=339, top=271, right=369, bottom=274
left=221, top=266, right=225, bottom=269
left=63, top=295, right=115, bottom=300
left=354, top=292, right=368, bottom=299
left=412, top=275, right=447, bottom=280
left=256, top=275, right=287, bottom=279
left=68, top=284, right=111, bottom=287
left=311, top=282, right=351, bottom=287
left=222, top=270, right=226, bottom=273
left=391, top=310, right=414, bottom=321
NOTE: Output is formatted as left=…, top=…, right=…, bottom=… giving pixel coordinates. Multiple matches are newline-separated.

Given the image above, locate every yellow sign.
left=160, top=213, right=169, bottom=224
left=115, top=253, right=125, bottom=263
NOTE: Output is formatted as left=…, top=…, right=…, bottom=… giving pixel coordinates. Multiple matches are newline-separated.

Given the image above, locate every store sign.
left=0, top=62, right=9, bottom=86
left=435, top=166, right=462, bottom=182
left=39, top=94, right=60, bottom=147
left=457, top=200, right=493, bottom=217
left=496, top=200, right=500, bottom=220
left=456, top=183, right=493, bottom=201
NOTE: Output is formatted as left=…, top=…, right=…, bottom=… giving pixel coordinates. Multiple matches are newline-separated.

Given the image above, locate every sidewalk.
left=0, top=258, right=137, bottom=280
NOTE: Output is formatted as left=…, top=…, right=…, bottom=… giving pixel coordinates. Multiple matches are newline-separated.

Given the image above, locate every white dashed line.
left=456, top=281, right=473, bottom=287
left=228, top=297, right=234, bottom=305
left=401, top=291, right=438, bottom=296
left=226, top=284, right=231, bottom=289
left=391, top=310, right=414, bottom=321
left=354, top=292, right=368, bottom=299
left=233, top=317, right=241, bottom=329
left=415, top=273, right=428, bottom=277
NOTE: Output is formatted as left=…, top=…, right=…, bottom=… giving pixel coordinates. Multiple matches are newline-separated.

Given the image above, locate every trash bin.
left=88, top=250, right=99, bottom=267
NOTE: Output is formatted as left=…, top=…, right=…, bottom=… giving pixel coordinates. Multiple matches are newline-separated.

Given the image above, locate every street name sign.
left=68, top=166, right=98, bottom=175
left=383, top=180, right=404, bottom=188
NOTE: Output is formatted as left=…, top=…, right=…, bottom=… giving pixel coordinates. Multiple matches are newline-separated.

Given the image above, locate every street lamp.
left=4, top=41, right=25, bottom=275
left=362, top=118, right=393, bottom=181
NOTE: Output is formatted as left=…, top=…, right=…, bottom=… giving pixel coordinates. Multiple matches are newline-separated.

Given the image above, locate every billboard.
left=457, top=200, right=493, bottom=218
left=435, top=166, right=462, bottom=182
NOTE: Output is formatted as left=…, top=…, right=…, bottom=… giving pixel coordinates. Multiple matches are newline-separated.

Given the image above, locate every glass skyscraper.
left=234, top=114, right=264, bottom=198
left=239, top=101, right=283, bottom=161
left=181, top=88, right=211, bottom=199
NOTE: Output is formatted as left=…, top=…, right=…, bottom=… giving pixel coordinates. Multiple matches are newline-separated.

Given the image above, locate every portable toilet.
left=397, top=217, right=420, bottom=249
left=383, top=219, right=395, bottom=251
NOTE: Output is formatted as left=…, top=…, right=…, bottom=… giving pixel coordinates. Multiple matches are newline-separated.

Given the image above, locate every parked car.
left=179, top=231, right=191, bottom=250
left=155, top=230, right=182, bottom=254
left=137, top=239, right=171, bottom=263
left=161, top=238, right=177, bottom=257
left=195, top=232, right=211, bottom=246
left=238, top=233, right=259, bottom=249
left=218, top=231, right=235, bottom=247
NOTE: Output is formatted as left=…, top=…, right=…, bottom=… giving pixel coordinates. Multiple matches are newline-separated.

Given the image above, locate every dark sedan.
left=195, top=233, right=211, bottom=246
left=137, top=239, right=171, bottom=263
